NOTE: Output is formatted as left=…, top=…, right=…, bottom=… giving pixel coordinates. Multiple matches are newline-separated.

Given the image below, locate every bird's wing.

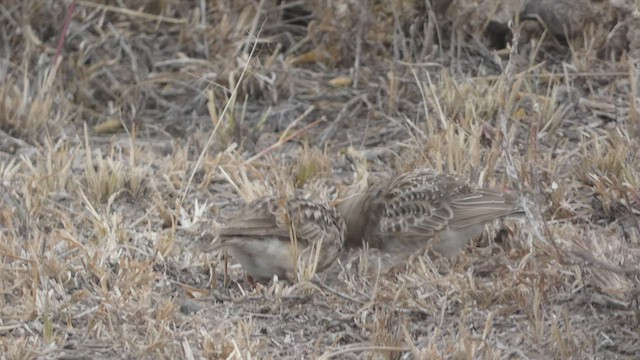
left=210, top=197, right=345, bottom=254
left=371, top=185, right=451, bottom=239
left=448, top=189, right=523, bottom=229
left=216, top=197, right=290, bottom=240
left=279, top=199, right=345, bottom=249
left=369, top=169, right=522, bottom=239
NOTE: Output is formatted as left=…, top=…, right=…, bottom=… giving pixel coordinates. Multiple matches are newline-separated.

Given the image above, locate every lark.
left=520, top=0, right=594, bottom=44
left=204, top=196, right=346, bottom=286
left=337, top=168, right=526, bottom=258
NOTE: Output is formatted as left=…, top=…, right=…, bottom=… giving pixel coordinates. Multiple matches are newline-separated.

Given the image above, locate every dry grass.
left=1, top=0, right=639, bottom=358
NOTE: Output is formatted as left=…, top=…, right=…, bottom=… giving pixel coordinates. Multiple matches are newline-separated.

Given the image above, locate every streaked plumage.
left=205, top=196, right=346, bottom=284
left=337, top=169, right=525, bottom=258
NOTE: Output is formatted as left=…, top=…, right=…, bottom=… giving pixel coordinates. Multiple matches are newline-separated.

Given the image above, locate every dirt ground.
left=1, top=1, right=639, bottom=359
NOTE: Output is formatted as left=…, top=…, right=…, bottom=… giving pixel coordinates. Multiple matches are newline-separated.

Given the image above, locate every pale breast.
left=212, top=196, right=346, bottom=281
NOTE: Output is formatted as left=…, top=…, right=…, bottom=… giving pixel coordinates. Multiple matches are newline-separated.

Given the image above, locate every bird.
left=519, top=0, right=595, bottom=44
left=204, top=196, right=346, bottom=286
left=336, top=168, right=526, bottom=259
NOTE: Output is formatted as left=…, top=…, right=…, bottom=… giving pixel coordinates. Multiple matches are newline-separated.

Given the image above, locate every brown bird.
left=205, top=196, right=346, bottom=285
left=336, top=169, right=526, bottom=258
left=519, top=0, right=595, bottom=44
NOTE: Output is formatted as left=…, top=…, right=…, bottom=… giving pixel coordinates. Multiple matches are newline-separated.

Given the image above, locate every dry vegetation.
left=1, top=0, right=640, bottom=358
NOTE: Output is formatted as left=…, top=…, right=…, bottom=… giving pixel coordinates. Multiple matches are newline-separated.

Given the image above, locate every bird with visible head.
left=203, top=196, right=346, bottom=286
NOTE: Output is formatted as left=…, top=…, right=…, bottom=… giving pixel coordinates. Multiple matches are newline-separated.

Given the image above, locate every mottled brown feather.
left=337, top=169, right=524, bottom=258
left=206, top=196, right=346, bottom=282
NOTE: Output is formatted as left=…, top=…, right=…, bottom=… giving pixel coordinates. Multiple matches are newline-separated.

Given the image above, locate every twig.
left=76, top=0, right=188, bottom=24
left=54, top=0, right=76, bottom=65
left=179, top=1, right=266, bottom=207
left=245, top=116, right=324, bottom=164
left=311, top=280, right=367, bottom=304
left=475, top=71, right=628, bottom=81
left=571, top=249, right=640, bottom=274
